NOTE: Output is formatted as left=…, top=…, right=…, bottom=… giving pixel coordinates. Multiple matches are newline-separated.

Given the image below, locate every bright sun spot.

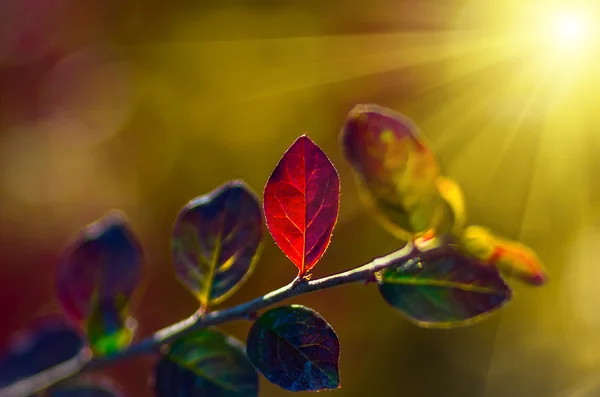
left=548, top=10, right=591, bottom=50
left=555, top=15, right=585, bottom=42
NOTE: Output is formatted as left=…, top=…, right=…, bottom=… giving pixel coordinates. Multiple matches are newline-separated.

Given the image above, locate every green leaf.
left=378, top=246, right=512, bottom=328
left=154, top=328, right=258, bottom=397
left=245, top=305, right=341, bottom=392
left=85, top=301, right=135, bottom=356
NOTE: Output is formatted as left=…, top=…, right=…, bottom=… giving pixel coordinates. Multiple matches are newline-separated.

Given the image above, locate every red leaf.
left=264, top=135, right=340, bottom=276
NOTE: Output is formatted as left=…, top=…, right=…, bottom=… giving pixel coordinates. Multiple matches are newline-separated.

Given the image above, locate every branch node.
left=364, top=272, right=378, bottom=285
left=291, top=275, right=308, bottom=289
left=243, top=311, right=259, bottom=321
left=159, top=344, right=170, bottom=355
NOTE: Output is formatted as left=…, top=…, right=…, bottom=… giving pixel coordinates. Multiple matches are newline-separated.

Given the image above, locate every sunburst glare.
left=548, top=9, right=592, bottom=50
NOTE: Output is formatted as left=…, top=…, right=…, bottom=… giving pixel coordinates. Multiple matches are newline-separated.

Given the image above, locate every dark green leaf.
left=154, top=328, right=258, bottom=397
left=378, top=245, right=512, bottom=328
left=246, top=305, right=340, bottom=392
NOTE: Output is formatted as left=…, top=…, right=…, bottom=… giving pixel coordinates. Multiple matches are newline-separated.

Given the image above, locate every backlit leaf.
left=56, top=210, right=143, bottom=354
left=154, top=328, right=258, bottom=397
left=0, top=316, right=85, bottom=388
left=85, top=301, right=136, bottom=356
left=436, top=176, right=467, bottom=237
left=246, top=305, right=340, bottom=392
left=264, top=135, right=340, bottom=276
left=461, top=226, right=547, bottom=286
left=340, top=104, right=445, bottom=240
left=172, top=180, right=263, bottom=309
left=378, top=245, right=512, bottom=328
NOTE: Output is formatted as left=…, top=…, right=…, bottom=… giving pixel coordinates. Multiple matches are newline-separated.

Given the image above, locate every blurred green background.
left=1, top=0, right=599, bottom=396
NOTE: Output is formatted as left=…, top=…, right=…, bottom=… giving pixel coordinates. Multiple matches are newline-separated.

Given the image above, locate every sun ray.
left=131, top=28, right=530, bottom=109
left=417, top=78, right=502, bottom=162
left=473, top=60, right=553, bottom=205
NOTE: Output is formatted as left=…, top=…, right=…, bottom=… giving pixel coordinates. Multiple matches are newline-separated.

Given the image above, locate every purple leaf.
left=56, top=210, right=143, bottom=354
left=172, top=180, right=263, bottom=308
left=246, top=305, right=340, bottom=392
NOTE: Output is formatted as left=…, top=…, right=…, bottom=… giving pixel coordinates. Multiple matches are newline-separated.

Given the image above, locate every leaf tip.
left=100, top=208, right=128, bottom=222
left=82, top=209, right=131, bottom=239
left=294, top=134, right=317, bottom=149
left=522, top=271, right=548, bottom=286
left=224, top=178, right=252, bottom=192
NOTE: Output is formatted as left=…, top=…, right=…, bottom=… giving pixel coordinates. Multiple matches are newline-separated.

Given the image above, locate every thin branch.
left=1, top=242, right=419, bottom=397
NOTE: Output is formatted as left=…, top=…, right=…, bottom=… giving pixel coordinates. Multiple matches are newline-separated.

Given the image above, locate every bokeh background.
left=1, top=0, right=599, bottom=396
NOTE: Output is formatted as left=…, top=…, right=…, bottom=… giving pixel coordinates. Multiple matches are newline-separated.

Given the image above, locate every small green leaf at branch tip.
left=85, top=305, right=136, bottom=356
left=377, top=245, right=512, bottom=328
left=154, top=328, right=258, bottom=397
left=172, top=180, right=264, bottom=309
left=246, top=305, right=341, bottom=392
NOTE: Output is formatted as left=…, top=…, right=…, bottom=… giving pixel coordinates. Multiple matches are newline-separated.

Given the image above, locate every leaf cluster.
left=0, top=104, right=546, bottom=396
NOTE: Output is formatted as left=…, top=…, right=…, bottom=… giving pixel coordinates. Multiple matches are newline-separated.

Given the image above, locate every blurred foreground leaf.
left=0, top=316, right=85, bottom=388
left=461, top=226, right=547, bottom=285
left=56, top=210, right=143, bottom=355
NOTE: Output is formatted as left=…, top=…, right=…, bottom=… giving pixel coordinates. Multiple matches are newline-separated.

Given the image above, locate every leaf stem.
left=1, top=242, right=419, bottom=397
